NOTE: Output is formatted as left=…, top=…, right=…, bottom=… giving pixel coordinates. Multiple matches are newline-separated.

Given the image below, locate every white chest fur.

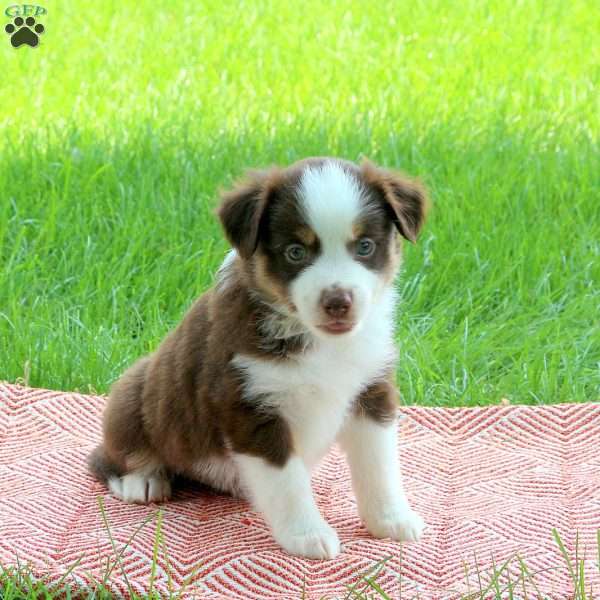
left=231, top=290, right=397, bottom=467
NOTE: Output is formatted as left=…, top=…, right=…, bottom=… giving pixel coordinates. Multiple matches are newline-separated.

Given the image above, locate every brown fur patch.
left=348, top=202, right=397, bottom=276
left=354, top=377, right=399, bottom=424
left=360, top=159, right=429, bottom=243
left=225, top=394, right=293, bottom=466
left=252, top=251, right=294, bottom=309
left=295, top=226, right=317, bottom=246
left=87, top=444, right=123, bottom=482
left=217, top=167, right=283, bottom=259
left=382, top=234, right=403, bottom=285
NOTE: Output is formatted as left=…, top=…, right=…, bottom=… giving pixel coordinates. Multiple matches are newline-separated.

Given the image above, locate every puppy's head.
left=217, top=157, right=428, bottom=339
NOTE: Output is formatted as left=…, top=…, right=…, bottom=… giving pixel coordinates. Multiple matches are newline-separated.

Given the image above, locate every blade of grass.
left=47, top=555, right=84, bottom=597
left=462, top=558, right=472, bottom=598
left=174, top=560, right=206, bottom=600
left=505, top=558, right=515, bottom=600
left=553, top=528, right=576, bottom=584
left=344, top=556, right=392, bottom=600
left=516, top=553, right=544, bottom=599
left=362, top=575, right=391, bottom=599
left=148, top=508, right=163, bottom=598
left=96, top=495, right=136, bottom=597
left=577, top=533, right=586, bottom=600
left=489, top=555, right=502, bottom=597
left=159, top=521, right=175, bottom=598
left=98, top=497, right=157, bottom=584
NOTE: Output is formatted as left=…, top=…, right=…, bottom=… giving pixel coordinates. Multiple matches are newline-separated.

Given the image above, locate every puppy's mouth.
left=317, top=320, right=355, bottom=335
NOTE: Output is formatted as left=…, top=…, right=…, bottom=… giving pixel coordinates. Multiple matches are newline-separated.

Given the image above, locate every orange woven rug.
left=1, top=383, right=599, bottom=599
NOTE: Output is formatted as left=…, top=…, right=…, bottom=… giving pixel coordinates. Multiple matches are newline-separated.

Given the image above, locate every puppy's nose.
left=321, top=288, right=353, bottom=319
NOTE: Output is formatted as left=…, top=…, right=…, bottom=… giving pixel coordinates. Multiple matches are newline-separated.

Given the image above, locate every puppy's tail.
left=87, top=444, right=123, bottom=484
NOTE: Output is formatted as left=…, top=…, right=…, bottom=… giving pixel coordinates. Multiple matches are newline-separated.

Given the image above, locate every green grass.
left=1, top=0, right=599, bottom=407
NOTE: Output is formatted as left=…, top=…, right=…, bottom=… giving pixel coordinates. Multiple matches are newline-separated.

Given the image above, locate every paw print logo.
left=5, top=16, right=45, bottom=48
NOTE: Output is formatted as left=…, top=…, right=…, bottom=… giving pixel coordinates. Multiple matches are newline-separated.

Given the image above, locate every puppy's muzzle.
left=320, top=287, right=353, bottom=319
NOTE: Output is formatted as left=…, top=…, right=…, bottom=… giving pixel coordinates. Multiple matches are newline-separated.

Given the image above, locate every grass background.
left=0, top=0, right=598, bottom=406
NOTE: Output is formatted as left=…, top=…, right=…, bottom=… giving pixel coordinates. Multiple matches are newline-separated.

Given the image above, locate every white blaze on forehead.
left=299, top=162, right=364, bottom=246
left=288, top=161, right=392, bottom=337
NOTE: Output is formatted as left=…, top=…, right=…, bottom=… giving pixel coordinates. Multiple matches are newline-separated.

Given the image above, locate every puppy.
left=88, top=157, right=427, bottom=559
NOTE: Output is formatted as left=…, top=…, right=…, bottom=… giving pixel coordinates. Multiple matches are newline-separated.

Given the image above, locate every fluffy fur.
left=88, top=156, right=429, bottom=559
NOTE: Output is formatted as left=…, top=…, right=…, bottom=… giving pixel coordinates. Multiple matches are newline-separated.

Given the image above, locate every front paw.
left=276, top=522, right=341, bottom=559
left=364, top=507, right=425, bottom=542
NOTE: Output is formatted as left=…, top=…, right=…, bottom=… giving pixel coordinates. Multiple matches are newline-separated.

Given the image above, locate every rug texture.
left=1, top=383, right=599, bottom=599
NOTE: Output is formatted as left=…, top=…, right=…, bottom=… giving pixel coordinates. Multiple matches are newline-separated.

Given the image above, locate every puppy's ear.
left=217, top=168, right=280, bottom=259
left=361, top=159, right=429, bottom=243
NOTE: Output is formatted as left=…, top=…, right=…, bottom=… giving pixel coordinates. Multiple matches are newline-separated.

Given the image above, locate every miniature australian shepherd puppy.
left=88, top=157, right=428, bottom=559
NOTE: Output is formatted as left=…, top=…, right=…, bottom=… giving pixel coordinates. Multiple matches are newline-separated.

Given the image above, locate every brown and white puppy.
left=88, top=157, right=428, bottom=559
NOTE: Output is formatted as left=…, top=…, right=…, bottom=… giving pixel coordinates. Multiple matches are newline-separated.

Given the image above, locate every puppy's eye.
left=356, top=237, right=376, bottom=257
left=285, top=243, right=307, bottom=263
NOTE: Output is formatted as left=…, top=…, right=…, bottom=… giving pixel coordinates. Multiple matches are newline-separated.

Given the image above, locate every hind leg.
left=90, top=357, right=172, bottom=503
left=108, top=461, right=172, bottom=504
left=88, top=444, right=172, bottom=503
